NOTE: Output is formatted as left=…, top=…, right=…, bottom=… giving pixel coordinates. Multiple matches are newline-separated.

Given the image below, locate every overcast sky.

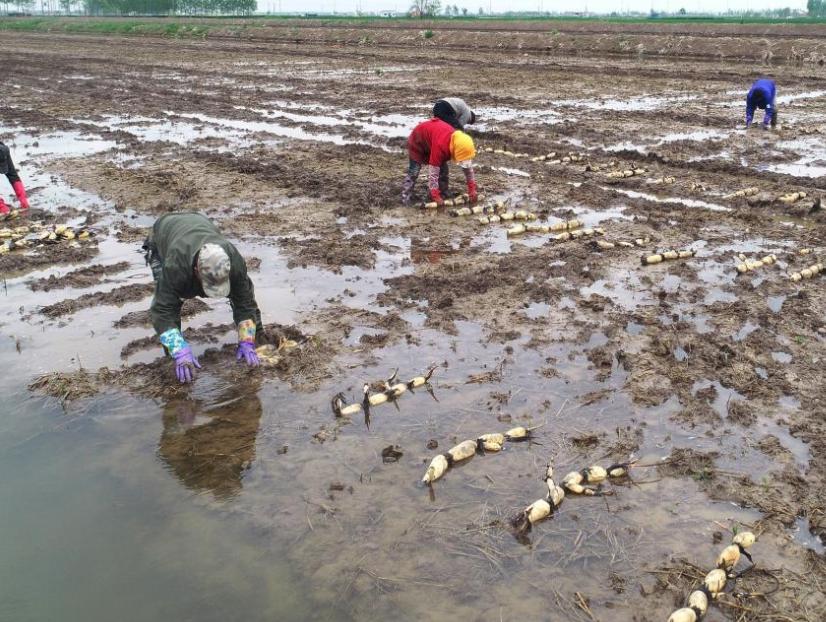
left=260, top=0, right=808, bottom=14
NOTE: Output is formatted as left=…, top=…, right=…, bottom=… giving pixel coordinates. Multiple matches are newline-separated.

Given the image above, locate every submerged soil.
left=28, top=261, right=131, bottom=292
left=3, top=20, right=826, bottom=622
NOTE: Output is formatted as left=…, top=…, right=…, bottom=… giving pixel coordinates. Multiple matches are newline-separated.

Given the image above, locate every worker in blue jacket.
left=746, top=79, right=777, bottom=129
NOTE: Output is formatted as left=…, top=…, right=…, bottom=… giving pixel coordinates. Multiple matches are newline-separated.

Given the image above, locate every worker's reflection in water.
left=158, top=383, right=263, bottom=498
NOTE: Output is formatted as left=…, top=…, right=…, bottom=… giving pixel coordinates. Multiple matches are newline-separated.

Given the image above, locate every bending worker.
left=432, top=97, right=477, bottom=130
left=0, top=141, right=30, bottom=215
left=402, top=117, right=477, bottom=206
left=746, top=78, right=777, bottom=129
left=143, top=212, right=263, bottom=384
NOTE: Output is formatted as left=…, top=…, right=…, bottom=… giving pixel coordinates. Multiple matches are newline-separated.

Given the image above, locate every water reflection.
left=158, top=385, right=263, bottom=499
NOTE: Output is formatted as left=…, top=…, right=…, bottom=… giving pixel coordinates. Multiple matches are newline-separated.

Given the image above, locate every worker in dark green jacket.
left=143, top=212, right=263, bottom=384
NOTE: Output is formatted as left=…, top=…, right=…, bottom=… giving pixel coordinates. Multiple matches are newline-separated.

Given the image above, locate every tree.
left=411, top=0, right=440, bottom=17
left=461, top=6, right=467, bottom=15
left=679, top=7, right=686, bottom=14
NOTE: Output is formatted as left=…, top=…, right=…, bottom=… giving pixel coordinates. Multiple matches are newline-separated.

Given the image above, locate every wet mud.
left=3, top=21, right=826, bottom=622
left=28, top=261, right=131, bottom=292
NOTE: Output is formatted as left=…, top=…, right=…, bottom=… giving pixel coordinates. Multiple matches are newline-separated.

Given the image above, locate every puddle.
left=626, top=321, right=644, bottom=336
left=789, top=517, right=826, bottom=554
left=490, top=166, right=531, bottom=177
left=557, top=93, right=693, bottom=112
left=761, top=135, right=826, bottom=177
left=606, top=129, right=729, bottom=152
left=473, top=105, right=563, bottom=126
left=772, top=351, right=793, bottom=364
left=608, top=187, right=730, bottom=212
left=580, top=270, right=653, bottom=312
left=523, top=302, right=550, bottom=320
left=767, top=295, right=787, bottom=313
left=733, top=320, right=759, bottom=342
left=776, top=90, right=826, bottom=104
left=567, top=204, right=630, bottom=226
left=692, top=380, right=745, bottom=419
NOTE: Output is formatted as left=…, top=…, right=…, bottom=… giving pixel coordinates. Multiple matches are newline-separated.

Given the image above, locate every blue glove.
left=173, top=346, right=201, bottom=383
left=236, top=342, right=260, bottom=367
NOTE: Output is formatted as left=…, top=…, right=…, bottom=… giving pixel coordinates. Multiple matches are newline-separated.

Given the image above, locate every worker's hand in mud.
left=236, top=341, right=260, bottom=368
left=173, top=346, right=201, bottom=383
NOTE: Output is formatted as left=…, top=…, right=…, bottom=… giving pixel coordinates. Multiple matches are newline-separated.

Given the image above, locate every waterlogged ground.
left=1, top=21, right=826, bottom=622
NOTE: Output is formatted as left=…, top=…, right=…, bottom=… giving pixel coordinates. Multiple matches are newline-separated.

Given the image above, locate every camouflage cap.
left=197, top=243, right=231, bottom=298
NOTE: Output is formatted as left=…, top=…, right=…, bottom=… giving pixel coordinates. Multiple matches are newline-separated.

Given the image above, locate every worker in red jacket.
left=0, top=142, right=30, bottom=215
left=401, top=118, right=477, bottom=206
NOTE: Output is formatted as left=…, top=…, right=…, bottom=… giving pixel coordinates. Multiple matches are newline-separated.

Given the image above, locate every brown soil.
left=40, top=282, right=154, bottom=318
left=113, top=298, right=211, bottom=328
left=0, top=242, right=99, bottom=276
left=7, top=21, right=826, bottom=622
left=28, top=261, right=131, bottom=292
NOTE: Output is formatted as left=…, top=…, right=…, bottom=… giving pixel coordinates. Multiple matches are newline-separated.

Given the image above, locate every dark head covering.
left=433, top=100, right=462, bottom=130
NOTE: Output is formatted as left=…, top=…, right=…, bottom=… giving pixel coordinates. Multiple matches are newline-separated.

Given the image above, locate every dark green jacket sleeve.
left=150, top=276, right=184, bottom=335
left=228, top=250, right=261, bottom=329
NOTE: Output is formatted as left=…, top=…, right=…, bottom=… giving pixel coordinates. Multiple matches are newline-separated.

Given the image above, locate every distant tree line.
left=808, top=0, right=826, bottom=17
left=0, top=0, right=256, bottom=14
left=82, top=0, right=255, bottom=14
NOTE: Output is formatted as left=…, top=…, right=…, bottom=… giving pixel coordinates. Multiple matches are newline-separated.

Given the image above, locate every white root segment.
left=582, top=465, right=608, bottom=483
left=736, top=254, right=777, bottom=274
left=642, top=249, right=696, bottom=265
left=447, top=440, right=478, bottom=462
left=547, top=481, right=565, bottom=507
left=667, top=608, right=697, bottom=622
left=524, top=499, right=553, bottom=524
left=723, top=186, right=759, bottom=199
left=504, top=426, right=528, bottom=440
left=732, top=531, right=756, bottom=549
left=688, top=590, right=708, bottom=616
left=703, top=568, right=727, bottom=595
left=790, top=262, right=824, bottom=282
left=368, top=392, right=390, bottom=406
left=477, top=433, right=505, bottom=452
left=778, top=191, right=807, bottom=204
left=666, top=531, right=757, bottom=622
left=339, top=402, right=362, bottom=416
left=422, top=454, right=449, bottom=484
left=387, top=382, right=408, bottom=397
left=716, top=544, right=741, bottom=571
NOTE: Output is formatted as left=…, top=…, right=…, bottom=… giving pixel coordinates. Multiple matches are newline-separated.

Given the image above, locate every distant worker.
left=432, top=97, right=477, bottom=130
left=143, top=212, right=263, bottom=384
left=746, top=78, right=777, bottom=130
left=402, top=117, right=477, bottom=206
left=0, top=142, right=30, bottom=215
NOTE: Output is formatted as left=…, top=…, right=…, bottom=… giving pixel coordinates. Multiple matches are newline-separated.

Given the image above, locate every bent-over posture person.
left=0, top=142, right=30, bottom=215
left=746, top=78, right=777, bottom=129
left=143, top=212, right=263, bottom=384
left=402, top=118, right=477, bottom=206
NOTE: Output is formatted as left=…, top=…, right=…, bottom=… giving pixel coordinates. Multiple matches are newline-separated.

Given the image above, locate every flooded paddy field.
left=1, top=19, right=825, bottom=622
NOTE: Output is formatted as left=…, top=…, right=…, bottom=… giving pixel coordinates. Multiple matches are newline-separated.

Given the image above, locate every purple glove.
left=173, top=346, right=201, bottom=383
left=236, top=341, right=260, bottom=367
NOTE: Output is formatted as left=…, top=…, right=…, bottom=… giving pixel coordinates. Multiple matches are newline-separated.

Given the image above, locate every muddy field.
left=1, top=19, right=825, bottom=622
